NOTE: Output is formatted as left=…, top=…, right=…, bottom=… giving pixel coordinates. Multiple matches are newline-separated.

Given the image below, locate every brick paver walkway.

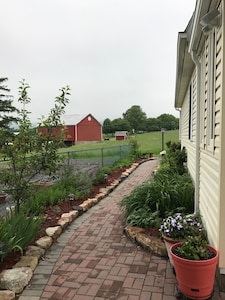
left=19, top=159, right=224, bottom=300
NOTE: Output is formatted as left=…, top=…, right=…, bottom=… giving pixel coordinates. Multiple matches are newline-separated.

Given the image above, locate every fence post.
left=101, top=148, right=104, bottom=168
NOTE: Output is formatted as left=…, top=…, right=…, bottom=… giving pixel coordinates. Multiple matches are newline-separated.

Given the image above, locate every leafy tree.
left=157, top=114, right=179, bottom=130
left=0, top=80, right=70, bottom=209
left=123, top=105, right=147, bottom=132
left=111, top=118, right=131, bottom=132
left=0, top=77, right=18, bottom=130
left=146, top=117, right=161, bottom=132
left=102, top=118, right=112, bottom=134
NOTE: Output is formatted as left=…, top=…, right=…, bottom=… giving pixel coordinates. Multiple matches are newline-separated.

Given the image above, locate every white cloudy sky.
left=1, top=0, right=196, bottom=124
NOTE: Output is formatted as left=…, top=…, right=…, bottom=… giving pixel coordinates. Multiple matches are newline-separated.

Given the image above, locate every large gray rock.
left=0, top=267, right=32, bottom=293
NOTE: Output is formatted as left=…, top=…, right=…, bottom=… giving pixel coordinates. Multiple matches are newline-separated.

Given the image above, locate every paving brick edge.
left=0, top=158, right=162, bottom=298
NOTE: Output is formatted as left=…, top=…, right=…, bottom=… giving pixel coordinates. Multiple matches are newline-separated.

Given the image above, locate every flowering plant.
left=159, top=213, right=204, bottom=240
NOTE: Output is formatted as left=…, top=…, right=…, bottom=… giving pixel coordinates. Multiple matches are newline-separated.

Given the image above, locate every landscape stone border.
left=0, top=158, right=167, bottom=299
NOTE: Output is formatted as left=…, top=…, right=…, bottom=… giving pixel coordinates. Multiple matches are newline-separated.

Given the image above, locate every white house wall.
left=198, top=21, right=222, bottom=253
left=176, top=0, right=225, bottom=279
left=178, top=4, right=223, bottom=261
left=179, top=72, right=197, bottom=183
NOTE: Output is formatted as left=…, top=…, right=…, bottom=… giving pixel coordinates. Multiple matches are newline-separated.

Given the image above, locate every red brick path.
left=19, top=159, right=224, bottom=300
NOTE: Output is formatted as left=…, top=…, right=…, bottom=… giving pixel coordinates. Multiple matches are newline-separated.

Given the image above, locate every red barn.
left=62, top=114, right=102, bottom=145
left=38, top=114, right=102, bottom=146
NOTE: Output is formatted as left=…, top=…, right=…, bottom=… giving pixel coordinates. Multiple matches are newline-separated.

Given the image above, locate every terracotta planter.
left=170, top=242, right=218, bottom=299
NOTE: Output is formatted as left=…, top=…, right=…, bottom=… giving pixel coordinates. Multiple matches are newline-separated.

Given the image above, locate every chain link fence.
left=0, top=144, right=131, bottom=216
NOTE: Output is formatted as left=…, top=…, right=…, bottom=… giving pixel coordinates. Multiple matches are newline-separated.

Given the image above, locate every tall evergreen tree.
left=0, top=77, right=18, bottom=130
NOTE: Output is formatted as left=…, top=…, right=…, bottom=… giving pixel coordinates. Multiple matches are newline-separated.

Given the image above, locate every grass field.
left=60, top=130, right=179, bottom=156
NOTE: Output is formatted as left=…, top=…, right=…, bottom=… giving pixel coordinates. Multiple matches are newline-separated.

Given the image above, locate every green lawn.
left=134, top=130, right=179, bottom=154
left=60, top=130, right=179, bottom=156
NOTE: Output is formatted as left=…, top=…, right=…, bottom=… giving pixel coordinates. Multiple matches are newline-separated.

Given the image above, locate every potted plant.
left=170, top=235, right=218, bottom=299
left=159, top=213, right=204, bottom=266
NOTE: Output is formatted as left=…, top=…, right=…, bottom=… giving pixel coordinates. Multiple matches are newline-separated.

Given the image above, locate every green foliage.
left=121, top=141, right=194, bottom=228
left=102, top=104, right=179, bottom=134
left=128, top=138, right=140, bottom=158
left=152, top=172, right=194, bottom=216
left=156, top=114, right=179, bottom=131
left=24, top=170, right=94, bottom=215
left=123, top=105, right=147, bottom=132
left=126, top=209, right=160, bottom=228
left=121, top=182, right=155, bottom=216
left=0, top=80, right=70, bottom=209
left=93, top=166, right=112, bottom=185
left=110, top=118, right=131, bottom=132
left=164, top=141, right=187, bottom=175
left=102, top=118, right=112, bottom=134
left=0, top=209, right=42, bottom=261
left=111, top=156, right=133, bottom=170
left=172, top=235, right=215, bottom=260
left=0, top=77, right=18, bottom=130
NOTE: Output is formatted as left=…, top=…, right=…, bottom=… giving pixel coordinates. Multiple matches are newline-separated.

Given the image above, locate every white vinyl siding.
left=199, top=152, right=220, bottom=247
left=201, top=26, right=222, bottom=156
left=198, top=24, right=222, bottom=249
left=179, top=71, right=197, bottom=182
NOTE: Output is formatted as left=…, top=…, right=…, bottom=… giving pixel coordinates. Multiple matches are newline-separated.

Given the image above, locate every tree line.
left=102, top=105, right=179, bottom=134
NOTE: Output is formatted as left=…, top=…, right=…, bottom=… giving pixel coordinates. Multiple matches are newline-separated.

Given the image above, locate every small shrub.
left=129, top=138, right=140, bottom=158
left=164, top=141, right=187, bottom=175
left=0, top=209, right=43, bottom=261
left=93, top=166, right=112, bottom=185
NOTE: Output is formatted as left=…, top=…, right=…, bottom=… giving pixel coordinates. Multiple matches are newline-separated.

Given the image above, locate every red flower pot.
left=170, top=242, right=218, bottom=299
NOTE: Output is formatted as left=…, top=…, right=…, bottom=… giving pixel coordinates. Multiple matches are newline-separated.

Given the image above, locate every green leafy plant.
left=120, top=181, right=156, bottom=216
left=126, top=209, right=160, bottom=228
left=0, top=209, right=43, bottom=261
left=0, top=80, right=70, bottom=210
left=172, top=235, right=215, bottom=260
left=120, top=141, right=194, bottom=229
left=152, top=172, right=194, bottom=216
left=164, top=141, right=187, bottom=175
left=93, top=166, right=112, bottom=185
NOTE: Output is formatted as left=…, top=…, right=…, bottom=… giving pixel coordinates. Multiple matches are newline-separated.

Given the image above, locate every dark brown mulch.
left=0, top=159, right=158, bottom=273
left=0, top=166, right=129, bottom=272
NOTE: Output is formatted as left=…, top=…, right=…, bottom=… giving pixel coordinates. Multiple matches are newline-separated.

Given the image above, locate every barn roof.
left=62, top=114, right=86, bottom=125
left=62, top=113, right=102, bottom=126
left=115, top=131, right=128, bottom=136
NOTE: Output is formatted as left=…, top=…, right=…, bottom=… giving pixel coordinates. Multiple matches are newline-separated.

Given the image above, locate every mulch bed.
left=0, top=159, right=160, bottom=273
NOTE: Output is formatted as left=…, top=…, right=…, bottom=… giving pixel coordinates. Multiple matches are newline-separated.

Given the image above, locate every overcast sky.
left=1, top=0, right=196, bottom=124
